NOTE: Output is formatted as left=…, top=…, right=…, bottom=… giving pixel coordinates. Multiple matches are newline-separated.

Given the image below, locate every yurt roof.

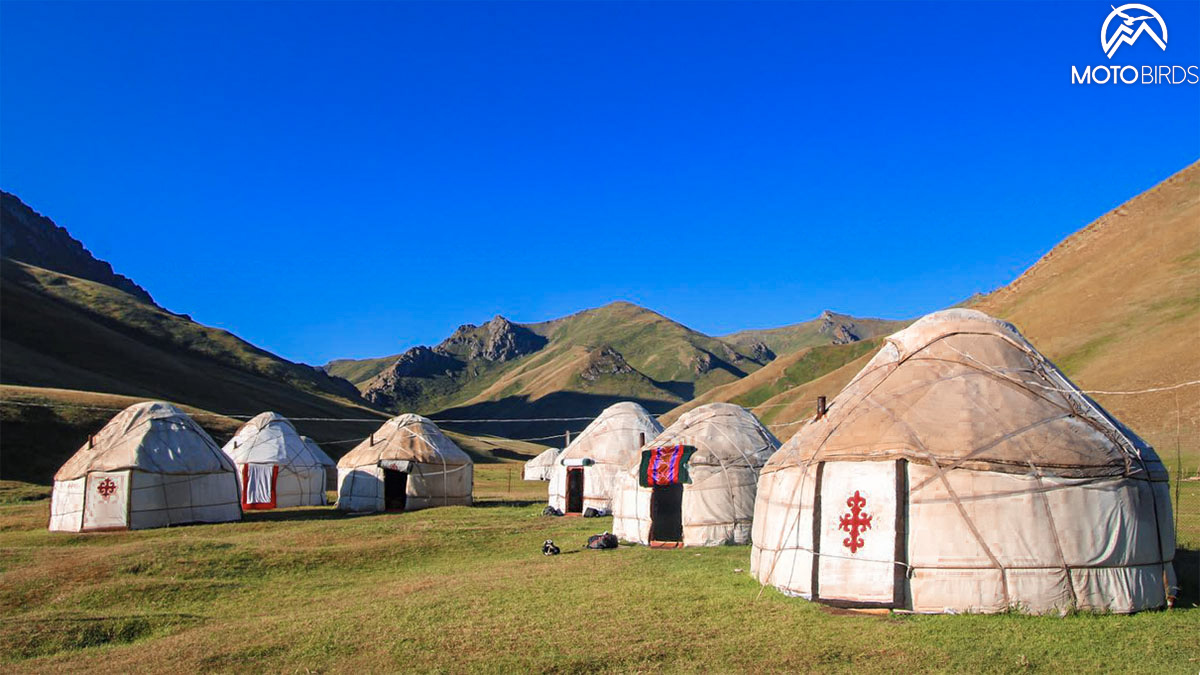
left=561, top=401, right=664, bottom=465
left=55, top=401, right=234, bottom=481
left=645, top=402, right=779, bottom=468
left=763, top=308, right=1164, bottom=480
left=222, top=412, right=330, bottom=468
left=337, top=414, right=471, bottom=468
left=525, top=446, right=560, bottom=469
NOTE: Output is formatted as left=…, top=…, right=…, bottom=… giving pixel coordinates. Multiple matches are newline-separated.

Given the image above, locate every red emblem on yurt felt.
left=838, top=490, right=872, bottom=554
left=96, top=477, right=117, bottom=499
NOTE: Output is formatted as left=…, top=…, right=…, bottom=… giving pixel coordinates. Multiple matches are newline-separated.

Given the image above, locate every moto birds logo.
left=1072, top=3, right=1197, bottom=84
left=1101, top=4, right=1167, bottom=58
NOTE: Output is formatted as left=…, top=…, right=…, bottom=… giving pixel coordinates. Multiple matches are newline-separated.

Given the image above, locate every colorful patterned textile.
left=638, top=445, right=696, bottom=487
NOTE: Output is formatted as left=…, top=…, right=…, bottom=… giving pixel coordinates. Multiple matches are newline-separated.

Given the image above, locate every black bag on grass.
left=543, top=506, right=563, bottom=517
left=586, top=532, right=618, bottom=550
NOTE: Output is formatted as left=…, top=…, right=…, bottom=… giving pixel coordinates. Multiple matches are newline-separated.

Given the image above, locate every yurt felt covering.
left=50, top=401, right=241, bottom=532
left=337, top=414, right=473, bottom=512
left=751, top=309, right=1176, bottom=614
left=548, top=402, right=664, bottom=514
left=611, top=403, right=780, bottom=546
left=223, top=412, right=333, bottom=509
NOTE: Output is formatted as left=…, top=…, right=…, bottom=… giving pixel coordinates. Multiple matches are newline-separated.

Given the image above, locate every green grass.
left=1, top=467, right=1197, bottom=672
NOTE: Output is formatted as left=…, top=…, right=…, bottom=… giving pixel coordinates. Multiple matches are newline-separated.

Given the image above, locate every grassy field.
left=1, top=465, right=1197, bottom=673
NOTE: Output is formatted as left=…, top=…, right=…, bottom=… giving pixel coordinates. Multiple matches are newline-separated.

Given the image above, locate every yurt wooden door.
left=83, top=471, right=129, bottom=531
left=566, top=467, right=585, bottom=514
left=813, top=460, right=908, bottom=607
left=650, top=484, right=684, bottom=543
left=384, top=468, right=408, bottom=511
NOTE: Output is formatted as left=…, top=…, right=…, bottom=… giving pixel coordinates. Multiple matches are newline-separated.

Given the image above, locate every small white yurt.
left=611, top=403, right=780, bottom=546
left=337, top=414, right=473, bottom=512
left=548, top=402, right=664, bottom=515
left=523, top=447, right=561, bottom=481
left=49, top=401, right=241, bottom=532
left=222, top=412, right=334, bottom=509
left=301, top=435, right=338, bottom=491
left=751, top=309, right=1176, bottom=614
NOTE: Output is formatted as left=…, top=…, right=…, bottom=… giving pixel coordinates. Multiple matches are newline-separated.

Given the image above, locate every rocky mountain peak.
left=435, top=313, right=546, bottom=362
left=581, top=345, right=635, bottom=381
left=818, top=310, right=862, bottom=345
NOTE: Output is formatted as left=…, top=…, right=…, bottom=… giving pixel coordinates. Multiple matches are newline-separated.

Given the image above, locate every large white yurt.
left=548, top=402, right=664, bottom=515
left=337, top=414, right=473, bottom=512
left=523, top=447, right=561, bottom=481
left=222, top=412, right=334, bottom=509
left=49, top=401, right=241, bottom=532
left=611, top=403, right=780, bottom=546
left=751, top=309, right=1176, bottom=614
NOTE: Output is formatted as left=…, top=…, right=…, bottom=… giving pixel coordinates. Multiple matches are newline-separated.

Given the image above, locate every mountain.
left=0, top=193, right=388, bottom=483
left=973, top=160, right=1200, bottom=472
left=326, top=302, right=765, bottom=438
left=1, top=191, right=154, bottom=303
left=681, top=161, right=1199, bottom=473
left=659, top=338, right=883, bottom=427
left=328, top=300, right=907, bottom=441
left=723, top=310, right=906, bottom=356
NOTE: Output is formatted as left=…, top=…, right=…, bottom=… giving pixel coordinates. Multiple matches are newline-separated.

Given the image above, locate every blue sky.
left=2, top=1, right=1197, bottom=365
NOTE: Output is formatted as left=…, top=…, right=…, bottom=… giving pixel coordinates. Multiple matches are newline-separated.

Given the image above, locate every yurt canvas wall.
left=751, top=309, right=1176, bottom=614
left=548, top=402, right=663, bottom=515
left=50, top=401, right=241, bottom=532
left=222, top=412, right=332, bottom=509
left=611, top=403, right=780, bottom=546
left=337, top=414, right=473, bottom=512
left=523, top=447, right=560, bottom=481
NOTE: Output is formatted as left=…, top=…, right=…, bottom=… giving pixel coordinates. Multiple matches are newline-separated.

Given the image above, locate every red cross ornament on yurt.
left=96, top=477, right=118, bottom=499
left=838, top=490, right=872, bottom=554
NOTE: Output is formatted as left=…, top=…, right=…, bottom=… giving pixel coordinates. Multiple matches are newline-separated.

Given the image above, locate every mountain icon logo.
left=1102, top=4, right=1167, bottom=59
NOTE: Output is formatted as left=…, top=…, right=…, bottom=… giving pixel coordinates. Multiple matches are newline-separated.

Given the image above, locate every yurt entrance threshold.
left=649, top=484, right=683, bottom=546
left=566, top=467, right=585, bottom=514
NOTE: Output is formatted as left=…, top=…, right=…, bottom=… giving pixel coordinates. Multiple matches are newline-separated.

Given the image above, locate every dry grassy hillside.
left=974, top=161, right=1200, bottom=473
left=670, top=162, right=1199, bottom=475
left=660, top=340, right=880, bottom=428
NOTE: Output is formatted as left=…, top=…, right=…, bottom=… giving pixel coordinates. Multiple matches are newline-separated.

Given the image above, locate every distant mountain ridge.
left=0, top=193, right=386, bottom=482
left=1, top=191, right=154, bottom=304
left=326, top=301, right=902, bottom=438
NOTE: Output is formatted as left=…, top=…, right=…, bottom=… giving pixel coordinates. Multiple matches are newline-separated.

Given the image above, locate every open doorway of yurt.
left=649, top=484, right=683, bottom=545
left=383, top=468, right=408, bottom=511
left=241, top=464, right=279, bottom=510
left=566, top=467, right=585, bottom=514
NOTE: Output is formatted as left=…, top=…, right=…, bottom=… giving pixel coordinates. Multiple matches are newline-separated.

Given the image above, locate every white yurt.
left=523, top=447, right=561, bottom=481
left=337, top=414, right=473, bottom=512
left=751, top=309, right=1176, bottom=614
left=548, top=402, right=664, bottom=515
left=49, top=401, right=241, bottom=532
left=611, top=403, right=780, bottom=546
left=222, top=412, right=334, bottom=509
left=301, top=435, right=338, bottom=491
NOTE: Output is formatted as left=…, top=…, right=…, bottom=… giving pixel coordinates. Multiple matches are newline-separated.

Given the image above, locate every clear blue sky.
left=2, top=1, right=1197, bottom=365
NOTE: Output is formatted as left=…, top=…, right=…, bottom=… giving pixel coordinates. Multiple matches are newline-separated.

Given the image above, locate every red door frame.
left=241, top=464, right=280, bottom=510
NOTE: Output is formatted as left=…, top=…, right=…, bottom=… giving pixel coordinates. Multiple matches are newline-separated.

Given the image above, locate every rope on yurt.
left=1026, top=460, right=1079, bottom=611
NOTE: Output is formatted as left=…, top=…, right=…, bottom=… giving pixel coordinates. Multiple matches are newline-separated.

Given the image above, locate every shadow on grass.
left=240, top=508, right=356, bottom=523
left=1174, top=548, right=1198, bottom=609
left=471, top=499, right=542, bottom=508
